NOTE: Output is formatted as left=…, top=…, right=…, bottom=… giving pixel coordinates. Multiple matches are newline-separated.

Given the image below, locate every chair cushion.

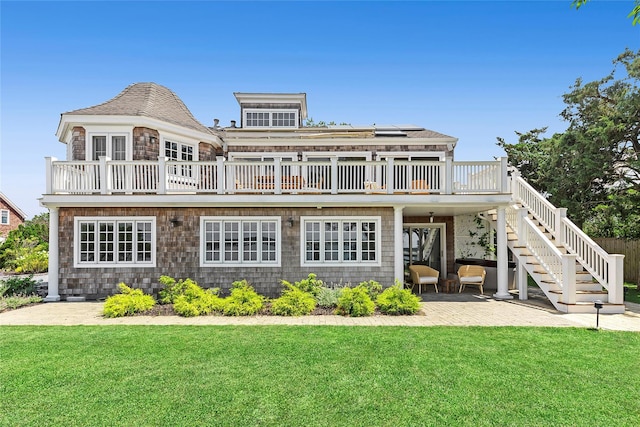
left=418, top=276, right=438, bottom=284
left=460, top=276, right=483, bottom=283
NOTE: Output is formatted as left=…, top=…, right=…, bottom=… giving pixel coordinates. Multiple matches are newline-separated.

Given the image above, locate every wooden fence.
left=594, top=238, right=640, bottom=284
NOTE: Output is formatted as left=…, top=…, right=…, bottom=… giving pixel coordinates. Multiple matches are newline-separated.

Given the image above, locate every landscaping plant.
left=0, top=275, right=37, bottom=296
left=173, top=280, right=224, bottom=317
left=335, top=285, right=375, bottom=317
left=271, top=282, right=316, bottom=316
left=292, top=273, right=324, bottom=296
left=222, top=279, right=264, bottom=316
left=357, top=279, right=383, bottom=299
left=376, top=281, right=422, bottom=315
left=315, top=286, right=342, bottom=308
left=103, top=283, right=156, bottom=318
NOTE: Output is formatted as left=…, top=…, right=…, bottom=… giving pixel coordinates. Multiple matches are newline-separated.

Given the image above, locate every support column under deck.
left=493, top=206, right=513, bottom=300
left=44, top=206, right=60, bottom=302
left=394, top=206, right=404, bottom=285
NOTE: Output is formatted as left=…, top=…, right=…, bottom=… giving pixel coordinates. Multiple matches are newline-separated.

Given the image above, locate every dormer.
left=233, top=93, right=307, bottom=129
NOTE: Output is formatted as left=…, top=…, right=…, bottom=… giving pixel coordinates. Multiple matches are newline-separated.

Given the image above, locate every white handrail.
left=49, top=158, right=506, bottom=195
left=523, top=216, right=564, bottom=285
left=511, top=169, right=624, bottom=304
left=512, top=175, right=558, bottom=237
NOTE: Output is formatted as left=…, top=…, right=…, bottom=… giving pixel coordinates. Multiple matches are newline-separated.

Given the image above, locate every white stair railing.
left=510, top=171, right=624, bottom=304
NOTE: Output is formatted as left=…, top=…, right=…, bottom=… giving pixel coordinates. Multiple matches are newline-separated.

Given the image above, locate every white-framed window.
left=164, top=139, right=196, bottom=180
left=0, top=210, right=9, bottom=225
left=165, top=140, right=194, bottom=162
left=200, top=217, right=281, bottom=267
left=74, top=217, right=155, bottom=268
left=244, top=109, right=298, bottom=128
left=89, top=134, right=128, bottom=161
left=301, top=216, right=381, bottom=266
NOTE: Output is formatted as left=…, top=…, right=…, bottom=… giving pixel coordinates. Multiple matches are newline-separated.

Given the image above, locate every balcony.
left=45, top=157, right=509, bottom=196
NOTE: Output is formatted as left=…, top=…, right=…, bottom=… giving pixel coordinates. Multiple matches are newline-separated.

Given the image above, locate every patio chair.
left=457, top=265, right=486, bottom=294
left=408, top=265, right=440, bottom=293
left=410, top=180, right=430, bottom=194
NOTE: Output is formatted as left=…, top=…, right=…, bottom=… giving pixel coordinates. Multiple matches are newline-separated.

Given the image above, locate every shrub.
left=222, top=280, right=263, bottom=316
left=4, top=243, right=49, bottom=274
left=0, top=275, right=37, bottom=296
left=172, top=279, right=224, bottom=317
left=0, top=213, right=49, bottom=272
left=335, top=285, right=375, bottom=317
left=158, top=275, right=190, bottom=304
left=0, top=294, right=42, bottom=311
left=271, top=282, right=316, bottom=316
left=376, top=282, right=422, bottom=315
left=103, top=283, right=156, bottom=318
left=315, top=286, right=342, bottom=308
left=293, top=273, right=324, bottom=296
left=358, top=280, right=383, bottom=299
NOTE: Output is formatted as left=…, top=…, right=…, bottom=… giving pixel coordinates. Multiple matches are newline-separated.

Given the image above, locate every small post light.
left=287, top=217, right=295, bottom=228
left=594, top=300, right=603, bottom=329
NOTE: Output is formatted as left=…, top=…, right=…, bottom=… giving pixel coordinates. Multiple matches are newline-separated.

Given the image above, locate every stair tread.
left=557, top=301, right=624, bottom=306
left=549, top=289, right=607, bottom=295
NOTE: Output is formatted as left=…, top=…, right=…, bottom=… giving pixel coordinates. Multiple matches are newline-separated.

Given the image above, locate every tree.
left=498, top=49, right=640, bottom=237
left=0, top=213, right=49, bottom=273
left=572, top=0, right=640, bottom=25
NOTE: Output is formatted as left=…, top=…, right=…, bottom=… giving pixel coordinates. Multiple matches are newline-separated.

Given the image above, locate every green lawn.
left=1, top=326, right=639, bottom=426
left=624, top=282, right=640, bottom=304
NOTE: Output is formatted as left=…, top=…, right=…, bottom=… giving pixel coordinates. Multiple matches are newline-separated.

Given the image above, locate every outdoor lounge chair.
left=408, top=265, right=440, bottom=293
left=457, top=265, right=487, bottom=294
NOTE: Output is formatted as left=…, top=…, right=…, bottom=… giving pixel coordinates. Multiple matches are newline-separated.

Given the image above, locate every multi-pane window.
left=201, top=217, right=280, bottom=266
left=165, top=140, right=194, bottom=178
left=91, top=134, right=127, bottom=160
left=302, top=217, right=380, bottom=265
left=75, top=217, right=155, bottom=267
left=244, top=110, right=298, bottom=128
left=0, top=210, right=9, bottom=225
left=245, top=112, right=270, bottom=127
left=165, top=140, right=194, bottom=161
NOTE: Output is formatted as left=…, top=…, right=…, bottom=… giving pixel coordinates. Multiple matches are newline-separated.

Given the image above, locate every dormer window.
left=244, top=109, right=298, bottom=128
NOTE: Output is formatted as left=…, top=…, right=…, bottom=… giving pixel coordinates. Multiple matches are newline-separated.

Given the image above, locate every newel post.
left=331, top=157, right=339, bottom=194
left=386, top=158, right=394, bottom=194
left=511, top=168, right=521, bottom=201
left=157, top=156, right=167, bottom=194
left=608, top=254, right=625, bottom=304
left=499, top=157, right=509, bottom=193
left=274, top=158, right=282, bottom=195
left=216, top=157, right=225, bottom=194
left=45, top=157, right=56, bottom=194
left=517, top=208, right=528, bottom=247
left=562, top=254, right=577, bottom=305
left=555, top=208, right=567, bottom=242
left=99, top=156, right=110, bottom=194
left=444, top=157, right=453, bottom=194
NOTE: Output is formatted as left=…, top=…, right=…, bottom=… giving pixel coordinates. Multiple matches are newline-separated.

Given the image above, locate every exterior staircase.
left=491, top=171, right=625, bottom=314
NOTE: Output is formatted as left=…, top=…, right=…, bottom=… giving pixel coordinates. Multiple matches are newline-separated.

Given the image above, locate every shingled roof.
left=63, top=82, right=213, bottom=135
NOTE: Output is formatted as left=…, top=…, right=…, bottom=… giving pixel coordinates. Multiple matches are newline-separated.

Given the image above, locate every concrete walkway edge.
left=2, top=299, right=640, bottom=331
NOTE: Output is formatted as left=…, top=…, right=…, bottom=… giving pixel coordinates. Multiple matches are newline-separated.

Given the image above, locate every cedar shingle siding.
left=57, top=206, right=395, bottom=300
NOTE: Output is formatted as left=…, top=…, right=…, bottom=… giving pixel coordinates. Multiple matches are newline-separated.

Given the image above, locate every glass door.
left=403, top=224, right=445, bottom=279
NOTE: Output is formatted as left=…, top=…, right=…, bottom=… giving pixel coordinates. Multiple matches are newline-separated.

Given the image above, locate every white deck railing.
left=46, top=156, right=509, bottom=196
left=510, top=171, right=624, bottom=304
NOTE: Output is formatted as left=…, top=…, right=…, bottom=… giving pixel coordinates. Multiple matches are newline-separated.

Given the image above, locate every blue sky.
left=1, top=0, right=638, bottom=217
